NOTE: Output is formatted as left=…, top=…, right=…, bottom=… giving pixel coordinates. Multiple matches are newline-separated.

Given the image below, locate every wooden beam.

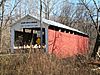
left=45, top=27, right=48, bottom=52
left=23, top=28, right=25, bottom=46
left=11, top=29, right=15, bottom=53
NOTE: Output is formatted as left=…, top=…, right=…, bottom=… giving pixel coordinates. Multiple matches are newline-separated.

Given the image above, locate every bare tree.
left=58, top=0, right=90, bottom=31
left=41, top=0, right=62, bottom=19
left=0, top=0, right=4, bottom=51
left=0, top=0, right=20, bottom=52
left=80, top=0, right=100, bottom=58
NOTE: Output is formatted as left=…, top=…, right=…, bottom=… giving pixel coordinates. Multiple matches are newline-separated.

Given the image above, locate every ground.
left=0, top=49, right=100, bottom=75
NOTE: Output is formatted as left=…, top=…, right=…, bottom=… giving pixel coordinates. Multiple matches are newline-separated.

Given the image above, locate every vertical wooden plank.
left=30, top=28, right=33, bottom=46
left=45, top=27, right=48, bottom=52
left=11, top=28, right=15, bottom=53
left=23, top=28, right=25, bottom=49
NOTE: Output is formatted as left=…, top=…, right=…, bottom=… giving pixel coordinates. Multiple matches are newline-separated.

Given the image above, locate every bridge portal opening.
left=14, top=28, right=45, bottom=49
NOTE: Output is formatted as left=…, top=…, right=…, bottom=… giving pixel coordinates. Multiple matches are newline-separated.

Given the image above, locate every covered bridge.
left=11, top=15, right=89, bottom=58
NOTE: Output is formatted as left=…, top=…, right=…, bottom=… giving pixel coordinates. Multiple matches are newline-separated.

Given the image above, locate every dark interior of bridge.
left=14, top=28, right=45, bottom=47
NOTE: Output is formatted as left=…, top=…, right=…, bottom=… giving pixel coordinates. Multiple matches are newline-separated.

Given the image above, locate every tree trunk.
left=91, top=33, right=100, bottom=58
left=0, top=27, right=1, bottom=52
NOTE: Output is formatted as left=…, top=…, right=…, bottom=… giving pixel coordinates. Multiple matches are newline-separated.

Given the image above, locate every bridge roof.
left=11, top=14, right=88, bottom=36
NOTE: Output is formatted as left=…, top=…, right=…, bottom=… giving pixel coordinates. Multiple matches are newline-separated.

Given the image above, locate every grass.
left=0, top=49, right=99, bottom=75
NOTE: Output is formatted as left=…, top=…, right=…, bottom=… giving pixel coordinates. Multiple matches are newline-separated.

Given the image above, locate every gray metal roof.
left=30, top=15, right=88, bottom=35
left=42, top=18, right=87, bottom=35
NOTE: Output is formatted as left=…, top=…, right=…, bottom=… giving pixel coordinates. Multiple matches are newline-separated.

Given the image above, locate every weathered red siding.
left=48, top=29, right=89, bottom=58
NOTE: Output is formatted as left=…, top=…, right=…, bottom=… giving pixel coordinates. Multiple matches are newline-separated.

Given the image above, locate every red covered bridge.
left=48, top=23, right=89, bottom=58
left=10, top=15, right=89, bottom=58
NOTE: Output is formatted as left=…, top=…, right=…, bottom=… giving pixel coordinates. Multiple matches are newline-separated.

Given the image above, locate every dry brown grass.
left=0, top=49, right=99, bottom=75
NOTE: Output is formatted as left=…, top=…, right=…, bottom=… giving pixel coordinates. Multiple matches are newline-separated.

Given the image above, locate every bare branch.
left=92, top=0, right=98, bottom=9
left=3, top=1, right=20, bottom=28
left=69, top=8, right=79, bottom=26
left=80, top=0, right=97, bottom=29
left=0, top=0, right=6, bottom=7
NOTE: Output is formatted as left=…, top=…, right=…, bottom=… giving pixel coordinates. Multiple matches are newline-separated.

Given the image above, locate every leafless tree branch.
left=80, top=0, right=97, bottom=29
left=3, top=1, right=20, bottom=28
left=92, top=0, right=98, bottom=9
